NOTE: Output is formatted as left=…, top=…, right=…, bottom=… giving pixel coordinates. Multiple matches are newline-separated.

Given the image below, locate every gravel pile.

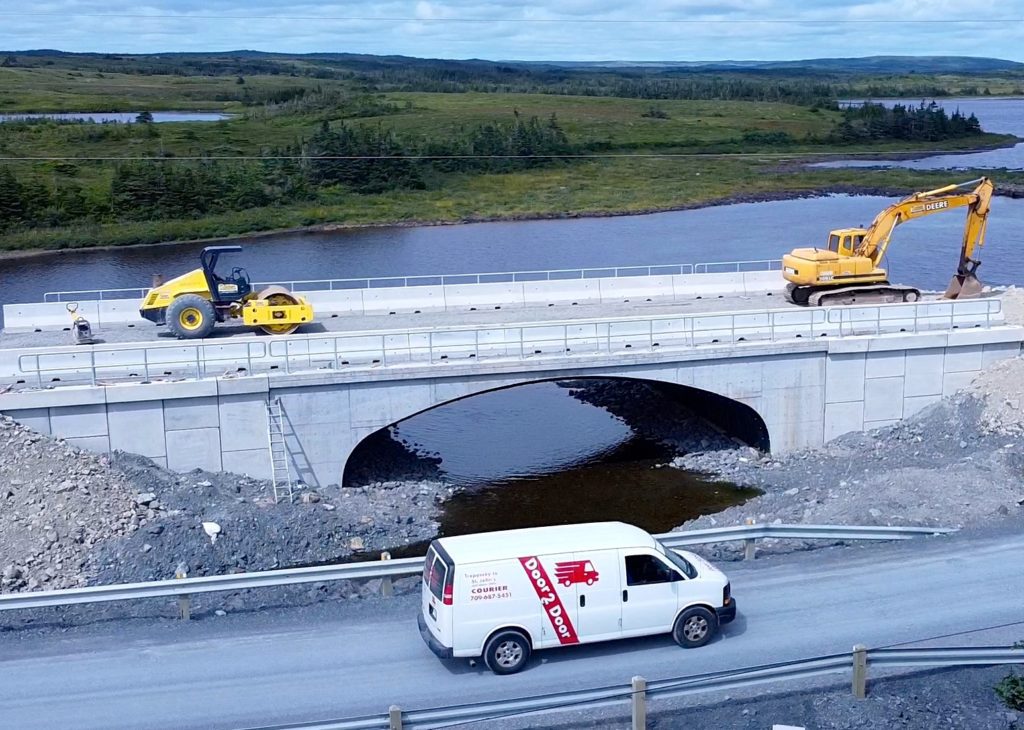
left=0, top=415, right=153, bottom=592
left=0, top=415, right=453, bottom=594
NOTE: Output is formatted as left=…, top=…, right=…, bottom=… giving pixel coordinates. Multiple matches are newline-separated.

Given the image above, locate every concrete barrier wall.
left=3, top=270, right=785, bottom=332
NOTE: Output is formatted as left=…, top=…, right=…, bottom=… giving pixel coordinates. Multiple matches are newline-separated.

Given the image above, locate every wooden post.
left=175, top=564, right=190, bottom=621
left=388, top=705, right=403, bottom=730
left=381, top=551, right=394, bottom=598
left=744, top=517, right=756, bottom=561
left=631, top=675, right=647, bottom=730
left=852, top=644, right=867, bottom=699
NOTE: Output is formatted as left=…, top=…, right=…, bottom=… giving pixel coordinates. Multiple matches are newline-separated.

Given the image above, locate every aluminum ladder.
left=266, top=398, right=294, bottom=504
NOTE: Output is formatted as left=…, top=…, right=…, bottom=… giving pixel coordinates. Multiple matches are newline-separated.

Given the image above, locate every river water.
left=5, top=194, right=1024, bottom=310
left=0, top=112, right=230, bottom=123
left=812, top=97, right=1024, bottom=170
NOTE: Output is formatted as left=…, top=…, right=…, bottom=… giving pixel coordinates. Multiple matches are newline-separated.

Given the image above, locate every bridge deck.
left=0, top=292, right=804, bottom=350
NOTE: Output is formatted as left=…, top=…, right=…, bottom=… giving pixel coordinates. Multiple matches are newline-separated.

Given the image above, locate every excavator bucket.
left=943, top=272, right=985, bottom=300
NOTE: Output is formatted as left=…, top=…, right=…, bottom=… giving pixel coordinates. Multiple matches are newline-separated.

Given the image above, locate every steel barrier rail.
left=0, top=524, right=954, bottom=613
left=243, top=646, right=1024, bottom=730
left=7, top=298, right=1004, bottom=388
left=868, top=647, right=1024, bottom=667
left=40, top=258, right=778, bottom=302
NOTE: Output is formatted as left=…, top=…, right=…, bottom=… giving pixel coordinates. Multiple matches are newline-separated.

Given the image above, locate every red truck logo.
left=554, top=560, right=599, bottom=587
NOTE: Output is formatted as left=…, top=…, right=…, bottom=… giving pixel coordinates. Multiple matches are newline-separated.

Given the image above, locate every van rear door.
left=572, top=549, right=622, bottom=643
left=423, top=543, right=454, bottom=650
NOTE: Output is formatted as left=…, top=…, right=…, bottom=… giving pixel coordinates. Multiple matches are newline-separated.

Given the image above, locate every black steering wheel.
left=230, top=266, right=249, bottom=282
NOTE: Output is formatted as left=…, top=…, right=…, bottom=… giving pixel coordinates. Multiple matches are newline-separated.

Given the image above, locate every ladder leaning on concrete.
left=266, top=398, right=294, bottom=504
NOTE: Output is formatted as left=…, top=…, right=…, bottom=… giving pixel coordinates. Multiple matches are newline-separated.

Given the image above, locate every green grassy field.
left=0, top=54, right=1020, bottom=253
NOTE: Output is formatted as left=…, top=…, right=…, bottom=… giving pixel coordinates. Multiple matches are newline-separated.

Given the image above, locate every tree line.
left=0, top=114, right=573, bottom=230
left=0, top=103, right=989, bottom=233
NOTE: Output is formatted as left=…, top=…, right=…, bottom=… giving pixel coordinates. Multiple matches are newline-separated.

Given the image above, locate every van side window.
left=625, top=554, right=680, bottom=586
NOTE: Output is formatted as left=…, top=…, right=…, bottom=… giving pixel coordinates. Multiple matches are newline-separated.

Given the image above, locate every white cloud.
left=0, top=0, right=1021, bottom=60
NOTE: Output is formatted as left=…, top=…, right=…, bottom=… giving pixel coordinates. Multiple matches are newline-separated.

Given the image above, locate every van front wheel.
left=672, top=607, right=717, bottom=649
left=483, top=630, right=531, bottom=675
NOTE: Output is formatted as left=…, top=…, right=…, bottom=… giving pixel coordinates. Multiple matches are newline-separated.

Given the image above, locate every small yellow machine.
left=139, top=246, right=313, bottom=339
left=782, top=177, right=993, bottom=306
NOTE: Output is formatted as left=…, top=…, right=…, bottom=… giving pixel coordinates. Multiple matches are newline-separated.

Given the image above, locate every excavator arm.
left=855, top=177, right=993, bottom=297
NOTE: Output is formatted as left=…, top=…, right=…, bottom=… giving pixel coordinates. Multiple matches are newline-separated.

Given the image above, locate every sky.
left=0, top=0, right=1022, bottom=62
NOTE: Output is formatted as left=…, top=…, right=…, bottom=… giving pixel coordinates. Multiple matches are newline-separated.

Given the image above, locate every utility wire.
left=0, top=12, right=1019, bottom=24
left=0, top=151, right=1006, bottom=162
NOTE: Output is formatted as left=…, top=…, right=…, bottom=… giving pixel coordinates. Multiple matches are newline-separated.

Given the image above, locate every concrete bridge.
left=1, top=267, right=1021, bottom=488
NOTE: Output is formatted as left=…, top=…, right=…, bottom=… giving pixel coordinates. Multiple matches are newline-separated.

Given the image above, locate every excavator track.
left=807, top=284, right=921, bottom=307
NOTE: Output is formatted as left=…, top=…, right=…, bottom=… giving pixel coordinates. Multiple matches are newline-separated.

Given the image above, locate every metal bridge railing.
left=40, top=258, right=777, bottom=302
left=9, top=298, right=1004, bottom=389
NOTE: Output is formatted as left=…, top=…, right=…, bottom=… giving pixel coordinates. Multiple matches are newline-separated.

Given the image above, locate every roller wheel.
left=167, top=294, right=216, bottom=340
left=257, top=286, right=301, bottom=336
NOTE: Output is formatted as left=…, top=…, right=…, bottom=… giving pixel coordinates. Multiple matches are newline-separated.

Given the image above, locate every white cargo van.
left=418, top=521, right=736, bottom=674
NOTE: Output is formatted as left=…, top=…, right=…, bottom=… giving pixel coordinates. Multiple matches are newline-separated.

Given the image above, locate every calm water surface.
left=0, top=112, right=230, bottom=123
left=813, top=97, right=1024, bottom=170
left=4, top=194, right=1023, bottom=311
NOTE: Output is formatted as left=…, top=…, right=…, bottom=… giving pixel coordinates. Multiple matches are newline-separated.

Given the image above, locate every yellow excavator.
left=139, top=246, right=314, bottom=339
left=782, top=177, right=993, bottom=306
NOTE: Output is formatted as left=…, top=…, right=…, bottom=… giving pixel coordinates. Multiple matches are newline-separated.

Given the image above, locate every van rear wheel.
left=483, top=630, right=531, bottom=675
left=672, top=607, right=718, bottom=649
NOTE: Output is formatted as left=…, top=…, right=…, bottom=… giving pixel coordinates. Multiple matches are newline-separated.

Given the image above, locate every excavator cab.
left=827, top=229, right=867, bottom=257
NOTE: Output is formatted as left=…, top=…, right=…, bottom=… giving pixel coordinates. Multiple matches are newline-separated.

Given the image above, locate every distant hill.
left=517, top=56, right=1024, bottom=74
left=4, top=50, right=1022, bottom=76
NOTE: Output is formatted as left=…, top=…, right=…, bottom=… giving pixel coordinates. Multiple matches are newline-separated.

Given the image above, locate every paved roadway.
left=1, top=526, right=1022, bottom=730
left=0, top=292, right=800, bottom=349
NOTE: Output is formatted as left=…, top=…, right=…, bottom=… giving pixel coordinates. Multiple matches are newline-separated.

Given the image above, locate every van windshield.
left=425, top=548, right=448, bottom=601
left=664, top=549, right=698, bottom=579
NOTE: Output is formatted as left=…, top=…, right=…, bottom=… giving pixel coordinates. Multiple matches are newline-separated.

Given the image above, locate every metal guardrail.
left=8, top=298, right=1004, bottom=388
left=0, top=523, right=954, bottom=613
left=250, top=645, right=1024, bottom=730
left=40, top=259, right=777, bottom=302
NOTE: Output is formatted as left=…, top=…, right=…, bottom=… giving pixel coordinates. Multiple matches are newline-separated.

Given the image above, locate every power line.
left=0, top=12, right=1018, bottom=24
left=0, top=150, right=1008, bottom=162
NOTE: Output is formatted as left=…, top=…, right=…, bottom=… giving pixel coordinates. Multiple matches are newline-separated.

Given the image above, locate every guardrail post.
left=631, top=675, right=646, bottom=730
left=852, top=644, right=867, bottom=699
left=388, top=705, right=403, bottom=730
left=380, top=551, right=394, bottom=597
left=744, top=518, right=756, bottom=561
left=175, top=564, right=190, bottom=621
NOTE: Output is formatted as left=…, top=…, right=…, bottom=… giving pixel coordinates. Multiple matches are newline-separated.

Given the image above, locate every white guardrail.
left=0, top=524, right=955, bottom=612
left=39, top=259, right=783, bottom=303
left=1, top=298, right=1005, bottom=387
left=286, top=646, right=1024, bottom=730
left=9, top=268, right=784, bottom=333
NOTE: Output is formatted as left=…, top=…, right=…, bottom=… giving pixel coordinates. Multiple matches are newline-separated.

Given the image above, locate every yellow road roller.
left=139, top=245, right=314, bottom=339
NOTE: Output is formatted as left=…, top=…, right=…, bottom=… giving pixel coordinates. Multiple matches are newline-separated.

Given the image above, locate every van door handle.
left=579, top=595, right=586, bottom=608
left=622, top=589, right=628, bottom=602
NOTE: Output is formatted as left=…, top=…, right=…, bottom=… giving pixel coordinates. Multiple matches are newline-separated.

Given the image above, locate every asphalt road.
left=2, top=528, right=1023, bottom=730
